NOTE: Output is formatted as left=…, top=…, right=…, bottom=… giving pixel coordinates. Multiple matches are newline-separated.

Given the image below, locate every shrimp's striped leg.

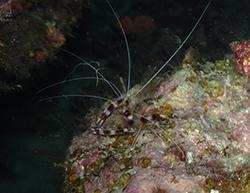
left=92, top=126, right=135, bottom=136
left=95, top=103, right=115, bottom=127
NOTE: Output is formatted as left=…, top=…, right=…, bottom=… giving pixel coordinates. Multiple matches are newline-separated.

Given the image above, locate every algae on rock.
left=63, top=50, right=250, bottom=193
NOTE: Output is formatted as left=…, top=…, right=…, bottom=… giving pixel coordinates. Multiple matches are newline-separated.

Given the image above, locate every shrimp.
left=38, top=0, right=212, bottom=153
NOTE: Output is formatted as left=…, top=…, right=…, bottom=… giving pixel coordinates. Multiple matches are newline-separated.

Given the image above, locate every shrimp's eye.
left=128, top=119, right=134, bottom=126
left=107, top=104, right=114, bottom=111
left=123, top=110, right=130, bottom=117
left=117, top=98, right=123, bottom=104
left=140, top=117, right=148, bottom=123
left=125, top=100, right=129, bottom=106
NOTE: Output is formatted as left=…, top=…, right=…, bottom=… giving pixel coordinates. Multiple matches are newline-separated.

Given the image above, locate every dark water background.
left=1, top=0, right=250, bottom=192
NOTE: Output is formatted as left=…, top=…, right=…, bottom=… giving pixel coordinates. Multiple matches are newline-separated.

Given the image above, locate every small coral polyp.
left=230, top=39, right=250, bottom=79
left=63, top=48, right=250, bottom=193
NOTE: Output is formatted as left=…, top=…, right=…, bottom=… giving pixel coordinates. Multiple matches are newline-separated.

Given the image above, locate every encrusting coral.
left=63, top=45, right=250, bottom=193
left=0, top=0, right=87, bottom=95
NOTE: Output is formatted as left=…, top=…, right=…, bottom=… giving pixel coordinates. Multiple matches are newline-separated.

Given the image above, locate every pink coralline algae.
left=63, top=48, right=250, bottom=193
left=46, top=28, right=65, bottom=48
left=230, top=39, right=250, bottom=79
left=0, top=0, right=22, bottom=21
left=230, top=106, right=250, bottom=153
left=126, top=167, right=204, bottom=193
left=34, top=50, right=47, bottom=63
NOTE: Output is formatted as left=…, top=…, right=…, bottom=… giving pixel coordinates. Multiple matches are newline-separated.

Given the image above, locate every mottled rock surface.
left=64, top=51, right=250, bottom=193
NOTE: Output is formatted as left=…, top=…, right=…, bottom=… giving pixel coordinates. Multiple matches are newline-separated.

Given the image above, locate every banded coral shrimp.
left=38, top=0, right=211, bottom=154
left=38, top=0, right=212, bottom=153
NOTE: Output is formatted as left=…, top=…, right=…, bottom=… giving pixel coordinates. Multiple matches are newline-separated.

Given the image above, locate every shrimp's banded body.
left=91, top=96, right=169, bottom=136
left=91, top=98, right=135, bottom=136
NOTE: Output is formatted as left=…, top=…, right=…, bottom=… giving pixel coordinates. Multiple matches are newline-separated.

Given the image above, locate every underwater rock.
left=0, top=0, right=87, bottom=95
left=63, top=49, right=250, bottom=193
left=126, top=167, right=204, bottom=193
left=230, top=39, right=250, bottom=79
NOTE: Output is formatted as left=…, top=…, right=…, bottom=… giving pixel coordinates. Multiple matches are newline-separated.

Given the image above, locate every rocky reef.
left=0, top=0, right=88, bottom=95
left=63, top=45, right=250, bottom=193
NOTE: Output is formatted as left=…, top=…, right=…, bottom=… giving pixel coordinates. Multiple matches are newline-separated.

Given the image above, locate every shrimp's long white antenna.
left=36, top=77, right=122, bottom=97
left=63, top=60, right=99, bottom=81
left=40, top=94, right=111, bottom=102
left=135, top=0, right=212, bottom=96
left=105, top=0, right=132, bottom=94
left=60, top=49, right=122, bottom=97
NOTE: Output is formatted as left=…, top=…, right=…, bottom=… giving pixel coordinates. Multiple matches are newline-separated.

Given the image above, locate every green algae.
left=93, top=189, right=103, bottom=193
left=109, top=135, right=142, bottom=160
left=212, top=59, right=234, bottom=74
left=182, top=47, right=199, bottom=68
left=138, top=156, right=152, bottom=168
left=90, top=158, right=107, bottom=175
left=202, top=79, right=224, bottom=97
left=159, top=103, right=174, bottom=117
left=115, top=173, right=131, bottom=190
left=202, top=168, right=250, bottom=193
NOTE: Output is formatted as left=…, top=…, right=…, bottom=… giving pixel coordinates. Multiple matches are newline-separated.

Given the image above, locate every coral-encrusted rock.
left=0, top=0, right=87, bottom=95
left=126, top=168, right=204, bottom=193
left=64, top=51, right=250, bottom=193
left=230, top=39, right=250, bottom=79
